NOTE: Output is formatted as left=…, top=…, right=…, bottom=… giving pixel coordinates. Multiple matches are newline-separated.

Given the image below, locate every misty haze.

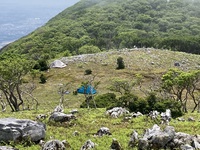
left=0, top=0, right=79, bottom=49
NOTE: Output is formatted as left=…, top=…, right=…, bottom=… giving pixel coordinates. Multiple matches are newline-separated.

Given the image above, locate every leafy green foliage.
left=33, top=59, right=49, bottom=71
left=1, top=0, right=200, bottom=60
left=118, top=94, right=148, bottom=113
left=80, top=93, right=117, bottom=108
left=146, top=92, right=183, bottom=118
left=162, top=69, right=200, bottom=113
left=109, top=78, right=134, bottom=95
left=78, top=45, right=101, bottom=54
left=154, top=99, right=183, bottom=118
left=0, top=53, right=34, bottom=111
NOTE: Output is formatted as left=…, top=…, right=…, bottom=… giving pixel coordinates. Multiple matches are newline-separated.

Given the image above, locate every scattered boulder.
left=123, top=116, right=132, bottom=122
left=138, top=124, right=175, bottom=150
left=96, top=127, right=112, bottom=136
left=54, top=104, right=64, bottom=113
left=73, top=131, right=79, bottom=136
left=131, top=112, right=143, bottom=118
left=170, top=132, right=200, bottom=149
left=0, top=146, right=19, bottom=150
left=180, top=144, right=194, bottom=150
left=36, top=114, right=48, bottom=120
left=148, top=110, right=160, bottom=120
left=40, top=139, right=70, bottom=150
left=138, top=124, right=200, bottom=149
left=49, top=112, right=76, bottom=123
left=70, top=109, right=78, bottom=114
left=110, top=138, right=122, bottom=150
left=160, top=109, right=171, bottom=125
left=106, top=107, right=129, bottom=118
left=177, top=117, right=185, bottom=122
left=0, top=118, right=46, bottom=143
left=128, top=130, right=138, bottom=147
left=174, top=62, right=180, bottom=67
left=81, top=139, right=95, bottom=150
left=188, top=117, right=195, bottom=122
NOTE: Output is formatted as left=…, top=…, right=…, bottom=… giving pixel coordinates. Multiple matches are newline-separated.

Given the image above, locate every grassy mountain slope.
left=28, top=49, right=200, bottom=110
left=1, top=49, right=200, bottom=150
left=1, top=0, right=200, bottom=60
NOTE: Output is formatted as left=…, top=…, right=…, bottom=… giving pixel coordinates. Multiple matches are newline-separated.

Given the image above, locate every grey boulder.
left=49, top=112, right=76, bottom=123
left=40, top=139, right=70, bottom=150
left=0, top=118, right=46, bottom=143
left=0, top=146, right=19, bottom=150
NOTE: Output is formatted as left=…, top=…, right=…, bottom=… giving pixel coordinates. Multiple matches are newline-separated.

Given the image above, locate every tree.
left=0, top=53, right=34, bottom=111
left=109, top=78, right=135, bottom=95
left=78, top=45, right=101, bottom=54
left=116, top=57, right=125, bottom=70
left=161, top=68, right=200, bottom=112
left=58, top=82, right=71, bottom=106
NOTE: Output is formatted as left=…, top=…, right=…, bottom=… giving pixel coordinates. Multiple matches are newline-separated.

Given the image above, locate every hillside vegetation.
left=1, top=0, right=200, bottom=61
left=21, top=49, right=200, bottom=111
left=0, top=49, right=200, bottom=150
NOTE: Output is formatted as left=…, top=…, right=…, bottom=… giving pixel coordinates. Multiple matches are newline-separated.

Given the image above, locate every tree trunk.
left=3, top=90, right=15, bottom=112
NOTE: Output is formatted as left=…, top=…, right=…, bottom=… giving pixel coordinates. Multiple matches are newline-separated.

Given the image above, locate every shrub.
left=116, top=56, right=125, bottom=69
left=33, top=59, right=49, bottom=71
left=80, top=93, right=117, bottom=108
left=145, top=92, right=183, bottom=117
left=118, top=94, right=149, bottom=113
left=146, top=92, right=157, bottom=111
left=78, top=45, right=101, bottom=54
left=40, top=74, right=47, bottom=84
left=85, top=69, right=92, bottom=75
left=154, top=99, right=183, bottom=118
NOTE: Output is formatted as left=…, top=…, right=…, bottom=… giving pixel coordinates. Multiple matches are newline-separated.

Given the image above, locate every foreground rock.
left=138, top=124, right=175, bottom=149
left=110, top=138, right=122, bottom=150
left=40, top=139, right=70, bottom=150
left=49, top=112, right=76, bottom=123
left=137, top=124, right=200, bottom=149
left=0, top=146, right=19, bottom=150
left=105, top=107, right=129, bottom=118
left=95, top=127, right=112, bottom=136
left=0, top=118, right=46, bottom=143
left=81, top=139, right=95, bottom=150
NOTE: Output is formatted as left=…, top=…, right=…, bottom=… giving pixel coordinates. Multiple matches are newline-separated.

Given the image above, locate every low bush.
left=40, top=74, right=47, bottom=84
left=118, top=94, right=149, bottom=114
left=84, top=69, right=92, bottom=75
left=116, top=56, right=125, bottom=69
left=80, top=93, right=117, bottom=108
left=154, top=99, right=183, bottom=118
left=146, top=92, right=183, bottom=117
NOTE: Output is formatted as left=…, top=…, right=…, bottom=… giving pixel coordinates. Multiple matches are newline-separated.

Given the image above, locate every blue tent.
left=77, top=85, right=97, bottom=94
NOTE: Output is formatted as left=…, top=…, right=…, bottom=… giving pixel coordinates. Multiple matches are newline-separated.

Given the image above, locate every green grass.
left=1, top=108, right=200, bottom=149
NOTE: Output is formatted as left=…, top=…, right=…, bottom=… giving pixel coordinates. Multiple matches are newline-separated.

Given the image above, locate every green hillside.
left=1, top=0, right=200, bottom=61
left=0, top=49, right=200, bottom=150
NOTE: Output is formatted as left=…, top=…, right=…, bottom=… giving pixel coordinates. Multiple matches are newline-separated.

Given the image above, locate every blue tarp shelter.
left=77, top=85, right=97, bottom=94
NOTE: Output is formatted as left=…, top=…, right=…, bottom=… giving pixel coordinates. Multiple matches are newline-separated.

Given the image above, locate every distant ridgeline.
left=1, top=0, right=200, bottom=60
